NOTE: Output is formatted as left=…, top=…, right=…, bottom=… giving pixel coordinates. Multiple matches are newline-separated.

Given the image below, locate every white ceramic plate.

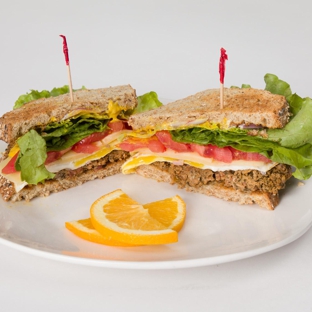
left=0, top=156, right=311, bottom=269
left=0, top=92, right=311, bottom=270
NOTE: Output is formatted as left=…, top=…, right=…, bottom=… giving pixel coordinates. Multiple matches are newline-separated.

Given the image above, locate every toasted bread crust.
left=135, top=164, right=282, bottom=210
left=129, top=88, right=289, bottom=130
left=0, top=85, right=137, bottom=144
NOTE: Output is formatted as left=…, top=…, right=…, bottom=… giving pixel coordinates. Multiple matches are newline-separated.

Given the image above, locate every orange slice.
left=90, top=189, right=186, bottom=245
left=65, top=218, right=133, bottom=247
left=143, top=196, right=186, bottom=232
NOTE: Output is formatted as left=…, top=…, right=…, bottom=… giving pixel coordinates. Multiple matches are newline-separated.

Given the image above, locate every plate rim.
left=0, top=215, right=310, bottom=270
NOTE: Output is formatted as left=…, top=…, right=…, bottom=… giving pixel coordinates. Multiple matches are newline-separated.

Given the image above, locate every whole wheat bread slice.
left=0, top=84, right=137, bottom=144
left=128, top=88, right=289, bottom=131
left=135, top=164, right=279, bottom=210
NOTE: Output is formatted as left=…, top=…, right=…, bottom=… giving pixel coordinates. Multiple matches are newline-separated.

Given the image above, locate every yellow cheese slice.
left=122, top=148, right=277, bottom=174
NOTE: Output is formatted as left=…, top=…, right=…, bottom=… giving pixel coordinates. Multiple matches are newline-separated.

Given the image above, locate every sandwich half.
left=0, top=85, right=137, bottom=201
left=119, top=75, right=312, bottom=210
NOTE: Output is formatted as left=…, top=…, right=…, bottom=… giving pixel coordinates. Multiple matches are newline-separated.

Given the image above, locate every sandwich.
left=118, top=74, right=312, bottom=210
left=0, top=84, right=158, bottom=202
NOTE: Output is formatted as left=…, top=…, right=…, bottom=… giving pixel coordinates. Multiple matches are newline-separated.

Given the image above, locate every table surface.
left=1, top=1, right=312, bottom=311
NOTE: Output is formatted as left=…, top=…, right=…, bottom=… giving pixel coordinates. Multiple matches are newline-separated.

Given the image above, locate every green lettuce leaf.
left=230, top=84, right=251, bottom=89
left=15, top=130, right=55, bottom=184
left=42, top=115, right=109, bottom=151
left=264, top=73, right=292, bottom=100
left=13, top=85, right=85, bottom=109
left=170, top=127, right=312, bottom=179
left=267, top=97, right=312, bottom=148
left=132, top=91, right=163, bottom=114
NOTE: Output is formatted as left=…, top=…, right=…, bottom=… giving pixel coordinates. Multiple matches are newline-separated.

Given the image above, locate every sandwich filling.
left=119, top=131, right=278, bottom=174
left=117, top=127, right=294, bottom=198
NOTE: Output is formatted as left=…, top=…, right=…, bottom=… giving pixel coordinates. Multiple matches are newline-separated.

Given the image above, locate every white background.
left=0, top=1, right=312, bottom=311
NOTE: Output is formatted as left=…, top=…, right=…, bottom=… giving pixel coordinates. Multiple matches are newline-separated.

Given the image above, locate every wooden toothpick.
left=60, top=35, right=74, bottom=102
left=220, top=81, right=224, bottom=109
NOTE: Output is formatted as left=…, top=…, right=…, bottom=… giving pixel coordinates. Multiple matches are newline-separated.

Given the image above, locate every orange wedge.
left=90, top=189, right=186, bottom=245
left=65, top=218, right=133, bottom=247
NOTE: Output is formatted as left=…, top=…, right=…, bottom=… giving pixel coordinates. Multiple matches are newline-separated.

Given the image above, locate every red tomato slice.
left=118, top=137, right=148, bottom=151
left=71, top=130, right=111, bottom=154
left=108, top=120, right=129, bottom=132
left=119, top=136, right=166, bottom=153
left=1, top=152, right=19, bottom=174
left=71, top=123, right=131, bottom=155
left=2, top=147, right=73, bottom=174
left=71, top=143, right=100, bottom=154
left=191, top=143, right=233, bottom=163
left=229, top=147, right=271, bottom=163
left=45, top=151, right=62, bottom=165
left=147, top=136, right=166, bottom=153
left=45, top=148, right=72, bottom=165
left=74, top=130, right=110, bottom=146
left=190, top=144, right=209, bottom=157
left=211, top=146, right=233, bottom=163
left=156, top=131, right=191, bottom=152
